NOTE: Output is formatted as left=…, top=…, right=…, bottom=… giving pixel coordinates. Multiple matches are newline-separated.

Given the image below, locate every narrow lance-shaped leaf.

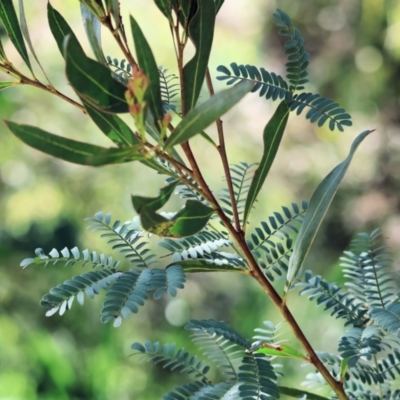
left=182, top=0, right=215, bottom=112
left=154, top=0, right=173, bottom=22
left=132, top=180, right=179, bottom=213
left=166, top=260, right=247, bottom=273
left=139, top=200, right=214, bottom=238
left=47, top=2, right=85, bottom=59
left=0, top=81, right=19, bottom=91
left=285, top=130, right=374, bottom=294
left=65, top=35, right=128, bottom=113
left=164, top=80, right=253, bottom=149
left=0, top=0, right=32, bottom=73
left=278, top=386, right=330, bottom=400
left=80, top=3, right=106, bottom=63
left=215, top=0, right=225, bottom=13
left=243, top=101, right=289, bottom=227
left=83, top=101, right=138, bottom=146
left=130, top=16, right=164, bottom=123
left=5, top=121, right=145, bottom=166
left=248, top=341, right=308, bottom=360
left=0, top=37, right=7, bottom=61
left=19, top=0, right=50, bottom=80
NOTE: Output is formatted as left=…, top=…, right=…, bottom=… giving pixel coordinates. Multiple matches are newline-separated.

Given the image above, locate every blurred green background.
left=1, top=1, right=400, bottom=399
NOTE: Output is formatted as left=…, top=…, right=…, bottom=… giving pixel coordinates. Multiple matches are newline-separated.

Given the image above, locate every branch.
left=0, top=62, right=85, bottom=112
left=205, top=68, right=241, bottom=232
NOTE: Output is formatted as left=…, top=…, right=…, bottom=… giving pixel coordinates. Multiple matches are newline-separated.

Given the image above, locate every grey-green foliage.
left=132, top=230, right=400, bottom=399
left=132, top=319, right=279, bottom=400
left=216, top=9, right=352, bottom=132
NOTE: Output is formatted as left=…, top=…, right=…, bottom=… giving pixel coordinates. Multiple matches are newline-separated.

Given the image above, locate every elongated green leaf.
left=182, top=0, right=215, bottom=112
left=0, top=37, right=7, bottom=61
left=168, top=200, right=214, bottom=237
left=0, top=0, right=32, bottom=73
left=154, top=0, right=173, bottom=22
left=243, top=101, right=289, bottom=226
left=18, top=0, right=43, bottom=76
left=130, top=16, right=164, bottom=123
left=164, top=80, right=253, bottom=149
left=167, top=259, right=246, bottom=273
left=83, top=101, right=137, bottom=146
left=80, top=3, right=105, bottom=63
left=132, top=180, right=179, bottom=213
left=5, top=121, right=145, bottom=166
left=215, top=0, right=225, bottom=13
left=285, top=130, right=374, bottom=293
left=278, top=386, right=330, bottom=400
left=79, top=0, right=105, bottom=19
left=139, top=200, right=214, bottom=238
left=251, top=342, right=307, bottom=360
left=0, top=81, right=18, bottom=90
left=47, top=2, right=85, bottom=58
left=65, top=36, right=128, bottom=113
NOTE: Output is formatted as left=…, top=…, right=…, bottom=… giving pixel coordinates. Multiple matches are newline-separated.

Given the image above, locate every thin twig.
left=0, top=63, right=85, bottom=112
left=205, top=68, right=241, bottom=232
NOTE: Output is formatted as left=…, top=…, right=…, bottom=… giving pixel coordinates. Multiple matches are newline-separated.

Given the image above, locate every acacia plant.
left=1, top=1, right=400, bottom=399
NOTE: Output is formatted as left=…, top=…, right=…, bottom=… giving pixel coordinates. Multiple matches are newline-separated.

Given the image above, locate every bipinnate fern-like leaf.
left=106, top=56, right=132, bottom=84
left=188, top=382, right=236, bottom=400
left=41, top=268, right=121, bottom=316
left=273, top=8, right=309, bottom=92
left=159, top=230, right=247, bottom=268
left=370, top=303, right=400, bottom=337
left=216, top=62, right=292, bottom=102
left=101, top=265, right=186, bottom=327
left=247, top=202, right=308, bottom=281
left=341, top=230, right=395, bottom=309
left=101, top=268, right=150, bottom=327
left=159, top=66, right=179, bottom=112
left=85, top=212, right=157, bottom=268
left=338, top=326, right=385, bottom=367
left=289, top=92, right=352, bottom=132
left=296, top=270, right=369, bottom=327
left=253, top=320, right=286, bottom=344
left=186, top=319, right=249, bottom=381
left=219, top=162, right=257, bottom=225
left=106, top=57, right=178, bottom=112
left=20, top=246, right=119, bottom=269
left=131, top=340, right=211, bottom=380
left=238, top=353, right=280, bottom=399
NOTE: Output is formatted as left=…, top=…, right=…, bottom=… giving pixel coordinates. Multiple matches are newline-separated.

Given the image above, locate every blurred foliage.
left=0, top=0, right=399, bottom=399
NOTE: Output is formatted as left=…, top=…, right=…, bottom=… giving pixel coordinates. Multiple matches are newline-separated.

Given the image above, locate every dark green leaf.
left=278, top=386, right=330, bottom=400
left=79, top=0, right=105, bottom=19
left=0, top=37, right=7, bottom=61
left=164, top=80, right=253, bottom=149
left=140, top=200, right=214, bottom=238
left=47, top=2, right=85, bottom=58
left=18, top=0, right=47, bottom=78
left=215, top=0, right=225, bottom=13
left=167, top=259, right=245, bottom=273
left=5, top=121, right=145, bottom=166
left=132, top=180, right=179, bottom=214
left=0, top=0, right=32, bottom=73
left=0, top=81, right=18, bottom=90
left=130, top=16, right=164, bottom=123
left=154, top=0, right=173, bottom=22
left=83, top=101, right=137, bottom=146
left=243, top=101, right=289, bottom=226
left=65, top=36, right=128, bottom=113
left=80, top=3, right=105, bottom=63
left=182, top=0, right=215, bottom=112
left=285, top=130, right=374, bottom=293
